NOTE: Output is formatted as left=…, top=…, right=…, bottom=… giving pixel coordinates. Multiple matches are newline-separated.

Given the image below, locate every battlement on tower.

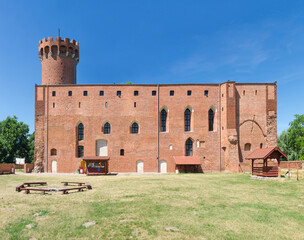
left=38, top=37, right=79, bottom=62
left=39, top=36, right=79, bottom=85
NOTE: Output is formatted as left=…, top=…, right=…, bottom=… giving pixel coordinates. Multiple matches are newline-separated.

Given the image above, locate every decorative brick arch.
left=239, top=119, right=266, bottom=137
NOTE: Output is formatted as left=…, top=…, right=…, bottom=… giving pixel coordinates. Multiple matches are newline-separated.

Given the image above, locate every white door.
left=160, top=160, right=167, bottom=173
left=136, top=160, right=144, bottom=173
left=96, top=140, right=107, bottom=156
left=51, top=160, right=57, bottom=173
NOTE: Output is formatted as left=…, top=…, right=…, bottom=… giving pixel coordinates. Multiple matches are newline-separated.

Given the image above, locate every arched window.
left=185, top=138, right=193, bottom=156
left=131, top=122, right=139, bottom=134
left=50, top=148, right=57, bottom=156
left=244, top=143, right=251, bottom=151
left=161, top=109, right=167, bottom=132
left=185, top=109, right=191, bottom=132
left=104, top=122, right=111, bottom=134
left=208, top=109, right=214, bottom=131
left=78, top=123, right=84, bottom=141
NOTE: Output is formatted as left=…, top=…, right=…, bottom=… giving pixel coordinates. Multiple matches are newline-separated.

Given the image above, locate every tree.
left=277, top=131, right=298, bottom=161
left=0, top=116, right=34, bottom=163
left=287, top=114, right=304, bottom=160
left=278, top=114, right=304, bottom=161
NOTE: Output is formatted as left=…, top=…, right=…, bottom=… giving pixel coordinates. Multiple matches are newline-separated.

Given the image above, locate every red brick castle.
left=34, top=36, right=277, bottom=174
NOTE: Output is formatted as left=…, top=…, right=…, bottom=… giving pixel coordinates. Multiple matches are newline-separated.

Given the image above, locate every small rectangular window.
left=68, top=91, right=72, bottom=96
left=117, top=91, right=121, bottom=97
left=170, top=90, right=174, bottom=96
left=53, top=102, right=55, bottom=108
left=134, top=102, right=136, bottom=108
left=120, top=149, right=124, bottom=156
left=100, top=91, right=104, bottom=96
left=187, top=90, right=192, bottom=96
left=105, top=102, right=108, bottom=108
left=204, top=90, right=208, bottom=96
left=134, top=90, right=138, bottom=96
left=83, top=91, right=88, bottom=96
left=79, top=102, right=81, bottom=108
left=243, top=90, right=245, bottom=96
left=152, top=90, right=156, bottom=96
left=255, top=90, right=258, bottom=95
left=52, top=91, right=56, bottom=97
left=77, top=146, right=84, bottom=158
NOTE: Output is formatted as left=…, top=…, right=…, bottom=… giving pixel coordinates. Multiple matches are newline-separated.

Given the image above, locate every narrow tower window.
left=208, top=109, right=214, bottom=131
left=185, top=108, right=191, bottom=132
left=161, top=109, right=167, bottom=132
left=131, top=122, right=139, bottom=134
left=185, top=138, right=193, bottom=156
left=117, top=91, right=121, bottom=97
left=204, top=90, right=208, bottom=96
left=78, top=123, right=84, bottom=141
left=103, top=122, right=111, bottom=134
left=77, top=146, right=84, bottom=158
left=83, top=91, right=88, bottom=96
left=152, top=90, right=156, bottom=96
left=52, top=91, right=56, bottom=97
left=68, top=91, right=72, bottom=96
left=170, top=90, right=174, bottom=96
left=100, top=91, right=104, bottom=96
left=134, top=91, right=139, bottom=96
left=187, top=90, right=192, bottom=96
left=120, top=149, right=124, bottom=156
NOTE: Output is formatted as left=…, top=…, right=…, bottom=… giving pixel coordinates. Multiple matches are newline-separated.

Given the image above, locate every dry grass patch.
left=0, top=173, right=304, bottom=239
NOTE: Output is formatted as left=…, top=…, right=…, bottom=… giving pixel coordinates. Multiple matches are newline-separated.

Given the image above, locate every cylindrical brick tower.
left=38, top=37, right=79, bottom=85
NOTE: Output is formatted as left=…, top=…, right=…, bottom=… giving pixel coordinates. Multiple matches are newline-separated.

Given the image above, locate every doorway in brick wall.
left=51, top=160, right=57, bottom=173
left=96, top=140, right=107, bottom=156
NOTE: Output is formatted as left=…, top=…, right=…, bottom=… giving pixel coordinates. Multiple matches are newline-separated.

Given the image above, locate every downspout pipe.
left=46, top=85, right=49, bottom=173
left=219, top=83, right=221, bottom=172
left=157, top=84, right=160, bottom=173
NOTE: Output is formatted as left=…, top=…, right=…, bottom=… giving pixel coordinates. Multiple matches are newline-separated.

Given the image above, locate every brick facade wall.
left=280, top=161, right=304, bottom=169
left=34, top=82, right=277, bottom=173
left=0, top=164, right=15, bottom=174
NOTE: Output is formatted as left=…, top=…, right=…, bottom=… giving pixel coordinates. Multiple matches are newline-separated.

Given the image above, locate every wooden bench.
left=61, top=181, right=92, bottom=190
left=59, top=186, right=86, bottom=194
left=61, top=181, right=85, bottom=186
left=23, top=182, right=47, bottom=187
left=20, top=188, right=51, bottom=195
left=16, top=183, right=25, bottom=192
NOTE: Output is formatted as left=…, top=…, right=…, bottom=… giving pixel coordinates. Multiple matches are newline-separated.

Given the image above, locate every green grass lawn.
left=1, top=172, right=304, bottom=240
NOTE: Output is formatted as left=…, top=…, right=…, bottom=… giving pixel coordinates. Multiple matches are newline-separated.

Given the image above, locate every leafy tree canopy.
left=0, top=116, right=34, bottom=163
left=278, top=114, right=304, bottom=160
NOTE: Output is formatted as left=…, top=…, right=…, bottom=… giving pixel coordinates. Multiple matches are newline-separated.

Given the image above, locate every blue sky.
left=0, top=0, right=303, bottom=134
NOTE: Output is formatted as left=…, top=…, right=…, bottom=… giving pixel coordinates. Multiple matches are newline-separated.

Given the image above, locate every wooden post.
left=288, top=161, right=291, bottom=179
left=297, top=164, right=299, bottom=181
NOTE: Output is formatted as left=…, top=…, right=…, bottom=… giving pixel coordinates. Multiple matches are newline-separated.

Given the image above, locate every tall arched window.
left=185, top=138, right=193, bottom=156
left=161, top=109, right=167, bottom=132
left=131, top=122, right=139, bottom=134
left=208, top=109, right=214, bottom=131
left=78, top=123, right=84, bottom=141
left=185, top=108, right=191, bottom=132
left=104, top=122, right=111, bottom=134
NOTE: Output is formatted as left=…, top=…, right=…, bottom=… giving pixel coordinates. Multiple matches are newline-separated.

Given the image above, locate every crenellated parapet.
left=38, top=37, right=79, bottom=63
left=38, top=36, right=79, bottom=85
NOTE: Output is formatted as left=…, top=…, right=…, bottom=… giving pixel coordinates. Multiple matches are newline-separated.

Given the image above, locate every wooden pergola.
left=246, top=146, right=287, bottom=177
